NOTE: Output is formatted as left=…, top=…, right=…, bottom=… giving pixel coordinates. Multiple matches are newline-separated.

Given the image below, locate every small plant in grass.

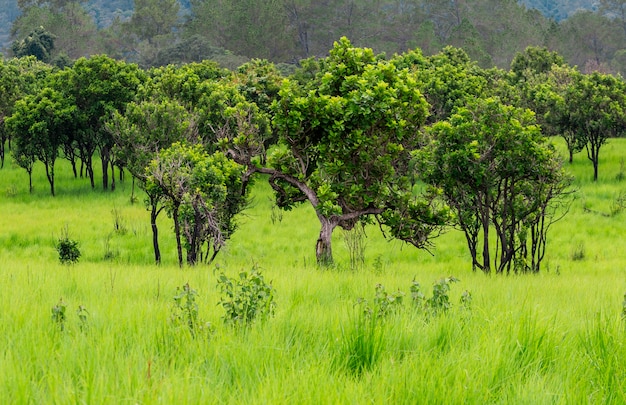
left=269, top=200, right=283, bottom=225
left=51, top=299, right=67, bottom=331
left=5, top=185, right=17, bottom=197
left=56, top=226, right=81, bottom=265
left=171, top=283, right=212, bottom=338
left=460, top=290, right=473, bottom=310
left=571, top=242, right=585, bottom=261
left=410, top=279, right=426, bottom=309
left=336, top=306, right=385, bottom=376
left=111, top=206, right=127, bottom=235
left=411, top=276, right=464, bottom=317
left=77, top=305, right=89, bottom=332
left=610, top=192, right=626, bottom=216
left=343, top=222, right=367, bottom=271
left=217, top=266, right=276, bottom=327
left=427, top=276, right=459, bottom=315
left=358, top=283, right=405, bottom=320
left=622, top=292, right=626, bottom=320
left=372, top=284, right=404, bottom=319
left=372, top=255, right=385, bottom=274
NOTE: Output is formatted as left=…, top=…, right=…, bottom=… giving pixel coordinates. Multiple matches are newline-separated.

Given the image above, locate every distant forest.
left=4, top=0, right=626, bottom=74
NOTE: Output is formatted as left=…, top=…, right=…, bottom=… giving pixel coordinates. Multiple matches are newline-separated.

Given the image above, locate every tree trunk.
left=481, top=195, right=490, bottom=274
left=110, top=160, right=116, bottom=191
left=45, top=162, right=55, bottom=197
left=0, top=136, right=5, bottom=169
left=28, top=168, right=33, bottom=193
left=150, top=201, right=161, bottom=265
left=173, top=205, right=183, bottom=268
left=101, top=150, right=110, bottom=190
left=316, top=216, right=336, bottom=266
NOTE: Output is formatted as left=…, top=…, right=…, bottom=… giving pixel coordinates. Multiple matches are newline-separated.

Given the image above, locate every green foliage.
left=146, top=142, right=247, bottom=266
left=52, top=299, right=90, bottom=333
left=76, top=305, right=89, bottom=332
left=170, top=283, right=212, bottom=338
left=217, top=266, right=276, bottom=328
left=6, top=83, right=76, bottom=196
left=55, top=227, right=81, bottom=265
left=358, top=284, right=405, bottom=320
left=411, top=276, right=468, bottom=317
left=426, top=276, right=459, bottom=316
left=269, top=37, right=442, bottom=264
left=420, top=97, right=572, bottom=273
left=11, top=26, right=56, bottom=62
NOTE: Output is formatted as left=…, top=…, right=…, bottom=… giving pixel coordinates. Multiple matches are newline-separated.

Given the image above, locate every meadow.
left=1, top=138, right=626, bottom=404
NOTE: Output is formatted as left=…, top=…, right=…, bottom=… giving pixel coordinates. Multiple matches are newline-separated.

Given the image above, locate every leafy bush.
left=217, top=266, right=275, bottom=327
left=358, top=283, right=405, bottom=320
left=170, top=283, right=212, bottom=338
left=56, top=227, right=81, bottom=265
left=427, top=276, right=459, bottom=315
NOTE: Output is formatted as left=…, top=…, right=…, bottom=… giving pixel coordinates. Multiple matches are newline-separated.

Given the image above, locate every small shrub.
left=171, top=283, right=212, bottom=338
left=51, top=299, right=67, bottom=331
left=56, top=226, right=80, bottom=265
left=372, top=284, right=404, bottom=319
left=410, top=279, right=426, bottom=308
left=427, top=276, right=459, bottom=315
left=217, top=266, right=276, bottom=327
left=372, top=255, right=385, bottom=274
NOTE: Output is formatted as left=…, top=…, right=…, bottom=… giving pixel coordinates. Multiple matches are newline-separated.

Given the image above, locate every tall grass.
left=0, top=139, right=625, bottom=403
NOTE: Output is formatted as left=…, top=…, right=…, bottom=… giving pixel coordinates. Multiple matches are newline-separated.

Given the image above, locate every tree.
left=11, top=26, right=56, bottom=62
left=186, top=0, right=294, bottom=62
left=419, top=97, right=572, bottom=273
left=508, top=47, right=584, bottom=163
left=395, top=46, right=488, bottom=124
left=11, top=2, right=101, bottom=62
left=65, top=55, right=145, bottom=190
left=0, top=56, right=52, bottom=168
left=554, top=11, right=623, bottom=73
left=537, top=64, right=584, bottom=163
left=263, top=38, right=447, bottom=265
left=120, top=0, right=180, bottom=66
left=6, top=86, right=76, bottom=196
left=146, top=142, right=246, bottom=267
left=110, top=62, right=265, bottom=264
left=109, top=98, right=197, bottom=264
left=560, top=72, right=626, bottom=181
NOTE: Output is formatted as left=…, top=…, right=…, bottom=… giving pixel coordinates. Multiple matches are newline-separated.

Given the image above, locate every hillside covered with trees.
left=4, top=0, right=626, bottom=74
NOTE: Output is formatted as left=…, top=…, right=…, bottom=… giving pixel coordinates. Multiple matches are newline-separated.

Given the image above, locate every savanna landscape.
left=2, top=1, right=626, bottom=404
left=2, top=133, right=626, bottom=404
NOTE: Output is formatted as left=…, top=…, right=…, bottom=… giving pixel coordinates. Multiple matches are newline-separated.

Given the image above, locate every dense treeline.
left=3, top=37, right=625, bottom=272
left=4, top=0, right=626, bottom=74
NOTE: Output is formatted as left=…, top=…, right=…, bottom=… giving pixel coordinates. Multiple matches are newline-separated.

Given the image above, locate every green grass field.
left=1, top=138, right=626, bottom=404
